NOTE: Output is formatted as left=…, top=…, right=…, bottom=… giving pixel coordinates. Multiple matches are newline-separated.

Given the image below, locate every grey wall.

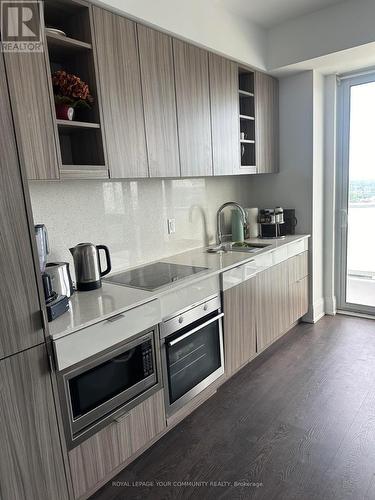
left=243, top=71, right=314, bottom=236
left=245, top=70, right=325, bottom=322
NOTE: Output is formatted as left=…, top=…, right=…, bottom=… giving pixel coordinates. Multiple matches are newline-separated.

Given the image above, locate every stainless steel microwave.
left=56, top=327, right=162, bottom=449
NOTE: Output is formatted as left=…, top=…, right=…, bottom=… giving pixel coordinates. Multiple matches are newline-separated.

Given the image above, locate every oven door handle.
left=167, top=313, right=224, bottom=347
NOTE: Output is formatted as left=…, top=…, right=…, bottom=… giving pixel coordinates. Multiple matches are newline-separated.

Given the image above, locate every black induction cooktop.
left=104, top=262, right=208, bottom=291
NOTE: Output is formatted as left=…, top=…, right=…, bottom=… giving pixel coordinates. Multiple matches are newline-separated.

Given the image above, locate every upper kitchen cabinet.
left=209, top=54, right=240, bottom=175
left=137, top=26, right=180, bottom=178
left=255, top=71, right=279, bottom=174
left=0, top=54, right=45, bottom=359
left=238, top=67, right=257, bottom=173
left=93, top=7, right=148, bottom=178
left=173, top=40, right=213, bottom=177
left=2, top=2, right=59, bottom=180
left=44, top=0, right=107, bottom=178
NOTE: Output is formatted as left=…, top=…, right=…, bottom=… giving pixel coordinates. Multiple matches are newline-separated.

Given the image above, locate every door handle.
left=340, top=209, right=348, bottom=228
left=168, top=313, right=224, bottom=347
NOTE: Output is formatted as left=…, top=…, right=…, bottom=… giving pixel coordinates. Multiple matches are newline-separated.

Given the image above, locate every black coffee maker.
left=35, top=224, right=69, bottom=322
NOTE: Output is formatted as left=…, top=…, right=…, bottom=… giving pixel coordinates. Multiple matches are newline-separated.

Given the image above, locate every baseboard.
left=337, top=310, right=375, bottom=321
left=324, top=295, right=337, bottom=316
left=303, top=298, right=325, bottom=323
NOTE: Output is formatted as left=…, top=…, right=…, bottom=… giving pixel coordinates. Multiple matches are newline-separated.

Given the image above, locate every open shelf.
left=57, top=119, right=100, bottom=129
left=46, top=31, right=92, bottom=57
left=241, top=142, right=255, bottom=167
left=58, top=127, right=105, bottom=166
left=44, top=0, right=92, bottom=44
left=48, top=54, right=100, bottom=123
left=238, top=70, right=254, bottom=94
left=239, top=95, right=254, bottom=117
left=43, top=0, right=107, bottom=174
left=238, top=66, right=256, bottom=172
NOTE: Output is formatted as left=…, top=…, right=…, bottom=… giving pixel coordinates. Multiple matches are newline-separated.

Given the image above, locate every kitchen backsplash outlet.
left=29, top=177, right=254, bottom=280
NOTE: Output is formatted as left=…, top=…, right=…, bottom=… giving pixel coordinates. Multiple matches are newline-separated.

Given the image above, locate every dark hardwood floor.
left=93, top=315, right=375, bottom=500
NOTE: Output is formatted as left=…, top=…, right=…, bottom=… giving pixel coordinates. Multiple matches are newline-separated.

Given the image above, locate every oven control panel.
left=160, top=295, right=221, bottom=339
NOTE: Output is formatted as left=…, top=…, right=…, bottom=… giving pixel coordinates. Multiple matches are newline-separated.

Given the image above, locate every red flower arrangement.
left=52, top=70, right=94, bottom=109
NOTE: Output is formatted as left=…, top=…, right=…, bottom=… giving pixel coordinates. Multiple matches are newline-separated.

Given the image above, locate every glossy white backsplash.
left=29, top=177, right=253, bottom=279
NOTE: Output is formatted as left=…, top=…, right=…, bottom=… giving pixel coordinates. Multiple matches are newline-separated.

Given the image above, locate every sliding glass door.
left=337, top=73, right=375, bottom=314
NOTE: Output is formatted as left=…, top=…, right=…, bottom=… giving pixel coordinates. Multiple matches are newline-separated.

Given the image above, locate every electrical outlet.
left=167, top=218, right=176, bottom=234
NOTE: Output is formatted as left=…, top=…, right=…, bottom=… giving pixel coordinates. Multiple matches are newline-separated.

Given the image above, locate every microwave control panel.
left=142, top=340, right=154, bottom=377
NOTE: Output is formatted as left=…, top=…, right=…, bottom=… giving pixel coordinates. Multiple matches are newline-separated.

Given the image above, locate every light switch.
left=167, top=218, right=176, bottom=234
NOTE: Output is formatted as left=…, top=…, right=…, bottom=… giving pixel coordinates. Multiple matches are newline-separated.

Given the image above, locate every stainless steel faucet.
left=216, top=202, right=247, bottom=244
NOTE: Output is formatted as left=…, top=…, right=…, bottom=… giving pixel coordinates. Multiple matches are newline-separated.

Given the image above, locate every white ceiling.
left=216, top=0, right=347, bottom=28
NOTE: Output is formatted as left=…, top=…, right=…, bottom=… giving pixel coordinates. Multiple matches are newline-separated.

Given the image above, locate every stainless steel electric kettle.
left=69, top=243, right=111, bottom=291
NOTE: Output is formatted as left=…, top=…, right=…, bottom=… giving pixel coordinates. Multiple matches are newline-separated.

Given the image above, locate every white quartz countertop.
left=49, top=234, right=310, bottom=340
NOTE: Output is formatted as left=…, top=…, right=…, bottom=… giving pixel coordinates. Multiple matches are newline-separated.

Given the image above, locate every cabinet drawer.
left=289, top=277, right=308, bottom=324
left=272, top=246, right=288, bottom=265
left=68, top=390, right=166, bottom=499
left=287, top=238, right=308, bottom=258
left=54, top=299, right=161, bottom=370
left=252, top=252, right=273, bottom=270
left=288, top=251, right=308, bottom=284
left=221, top=262, right=258, bottom=291
left=160, top=275, right=219, bottom=317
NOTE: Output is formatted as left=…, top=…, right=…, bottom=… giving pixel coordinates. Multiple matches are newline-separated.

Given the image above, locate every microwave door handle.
left=113, top=348, right=136, bottom=363
left=168, top=313, right=224, bottom=347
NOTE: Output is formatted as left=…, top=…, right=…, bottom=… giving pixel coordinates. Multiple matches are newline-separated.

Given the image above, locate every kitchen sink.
left=207, top=242, right=271, bottom=254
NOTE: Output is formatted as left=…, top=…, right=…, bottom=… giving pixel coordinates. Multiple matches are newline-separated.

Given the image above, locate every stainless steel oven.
left=57, top=327, right=162, bottom=449
left=160, top=295, right=224, bottom=417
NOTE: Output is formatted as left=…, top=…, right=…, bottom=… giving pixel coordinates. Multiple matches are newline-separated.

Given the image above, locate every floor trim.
left=337, top=309, right=375, bottom=321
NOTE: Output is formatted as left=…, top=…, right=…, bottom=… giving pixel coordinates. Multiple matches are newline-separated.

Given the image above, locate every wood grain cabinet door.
left=0, top=53, right=44, bottom=359
left=0, top=345, right=69, bottom=500
left=137, top=25, right=180, bottom=178
left=256, top=260, right=290, bottom=352
left=2, top=3, right=59, bottom=180
left=69, top=390, right=166, bottom=499
left=93, top=7, right=148, bottom=178
left=288, top=252, right=309, bottom=324
left=173, top=39, right=213, bottom=177
left=255, top=72, right=279, bottom=174
left=289, top=277, right=309, bottom=325
left=223, top=276, right=257, bottom=377
left=209, top=54, right=240, bottom=175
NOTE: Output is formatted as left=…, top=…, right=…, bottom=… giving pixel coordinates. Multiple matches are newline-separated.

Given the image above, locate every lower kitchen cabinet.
left=68, top=389, right=166, bottom=499
left=288, top=251, right=309, bottom=324
left=256, top=260, right=291, bottom=352
left=223, top=276, right=257, bottom=376
left=289, top=277, right=309, bottom=324
left=0, top=345, right=69, bottom=500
